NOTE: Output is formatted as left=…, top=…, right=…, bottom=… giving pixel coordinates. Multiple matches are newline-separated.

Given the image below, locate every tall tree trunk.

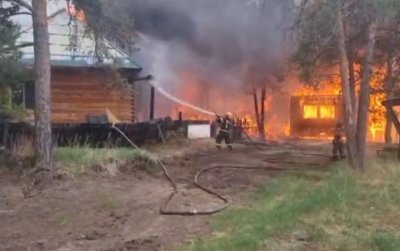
left=347, top=50, right=357, bottom=117
left=337, top=7, right=358, bottom=168
left=259, top=85, right=266, bottom=139
left=356, top=23, right=376, bottom=169
left=32, top=0, right=53, bottom=168
left=252, top=85, right=261, bottom=133
left=385, top=53, right=395, bottom=144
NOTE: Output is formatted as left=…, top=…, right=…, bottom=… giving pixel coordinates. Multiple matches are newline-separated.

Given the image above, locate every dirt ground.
left=0, top=139, right=334, bottom=251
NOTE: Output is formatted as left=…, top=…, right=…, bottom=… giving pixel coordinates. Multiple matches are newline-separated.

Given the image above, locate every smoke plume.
left=107, top=0, right=292, bottom=120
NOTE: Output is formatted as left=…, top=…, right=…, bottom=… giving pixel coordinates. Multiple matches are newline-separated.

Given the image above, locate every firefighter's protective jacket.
left=334, top=125, right=344, bottom=140
left=217, top=116, right=233, bottom=132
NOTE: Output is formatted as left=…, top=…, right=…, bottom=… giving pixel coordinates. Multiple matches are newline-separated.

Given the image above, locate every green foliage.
left=370, top=232, right=400, bottom=251
left=188, top=169, right=357, bottom=251
left=0, top=1, right=30, bottom=119
left=184, top=158, right=400, bottom=251
left=0, top=2, right=24, bottom=76
left=291, top=1, right=338, bottom=83
left=291, top=0, right=400, bottom=85
left=0, top=105, right=28, bottom=120
left=72, top=0, right=136, bottom=55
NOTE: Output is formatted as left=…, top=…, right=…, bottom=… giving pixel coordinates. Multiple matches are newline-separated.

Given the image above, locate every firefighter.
left=216, top=112, right=233, bottom=150
left=332, top=121, right=346, bottom=160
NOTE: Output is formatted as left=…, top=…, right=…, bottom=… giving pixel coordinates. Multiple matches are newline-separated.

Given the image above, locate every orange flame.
left=293, top=66, right=388, bottom=142
left=173, top=65, right=389, bottom=142
left=369, top=68, right=386, bottom=142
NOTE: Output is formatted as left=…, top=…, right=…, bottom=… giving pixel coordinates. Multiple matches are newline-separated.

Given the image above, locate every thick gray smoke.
left=109, top=0, right=292, bottom=120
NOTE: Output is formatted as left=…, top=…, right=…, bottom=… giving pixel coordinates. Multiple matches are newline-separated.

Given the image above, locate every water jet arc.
left=149, top=80, right=216, bottom=117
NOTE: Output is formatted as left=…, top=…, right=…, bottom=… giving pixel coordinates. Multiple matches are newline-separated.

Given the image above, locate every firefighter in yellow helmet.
left=216, top=112, right=233, bottom=150
left=332, top=121, right=346, bottom=160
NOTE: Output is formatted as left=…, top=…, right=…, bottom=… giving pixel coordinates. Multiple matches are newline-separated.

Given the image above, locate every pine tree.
left=0, top=1, right=28, bottom=119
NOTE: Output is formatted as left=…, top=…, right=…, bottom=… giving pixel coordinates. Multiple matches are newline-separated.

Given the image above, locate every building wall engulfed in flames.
left=153, top=67, right=393, bottom=142
left=290, top=95, right=342, bottom=138
left=290, top=69, right=395, bottom=142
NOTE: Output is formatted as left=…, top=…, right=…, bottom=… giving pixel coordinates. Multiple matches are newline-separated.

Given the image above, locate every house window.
left=320, top=105, right=335, bottom=119
left=0, top=82, right=35, bottom=110
left=303, top=104, right=336, bottom=119
left=23, top=82, right=35, bottom=109
left=303, top=105, right=318, bottom=119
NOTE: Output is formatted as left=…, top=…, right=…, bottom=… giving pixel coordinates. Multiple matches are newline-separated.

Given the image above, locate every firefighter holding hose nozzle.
left=216, top=112, right=233, bottom=150
left=332, top=121, right=346, bottom=160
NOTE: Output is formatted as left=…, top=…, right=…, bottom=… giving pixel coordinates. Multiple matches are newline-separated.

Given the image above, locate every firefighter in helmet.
left=216, top=112, right=233, bottom=150
left=332, top=121, right=346, bottom=160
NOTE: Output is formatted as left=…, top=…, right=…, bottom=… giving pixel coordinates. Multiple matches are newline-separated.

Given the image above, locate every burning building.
left=289, top=95, right=343, bottom=138
left=44, top=0, right=391, bottom=143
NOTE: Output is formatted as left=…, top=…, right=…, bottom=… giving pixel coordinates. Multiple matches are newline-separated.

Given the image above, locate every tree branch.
left=4, top=11, right=31, bottom=18
left=6, top=0, right=32, bottom=12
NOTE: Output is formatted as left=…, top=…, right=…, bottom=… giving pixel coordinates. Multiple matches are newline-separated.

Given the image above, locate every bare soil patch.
left=0, top=139, right=331, bottom=251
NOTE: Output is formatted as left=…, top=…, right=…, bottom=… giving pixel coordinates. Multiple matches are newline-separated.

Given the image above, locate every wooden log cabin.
left=6, top=1, right=147, bottom=124
left=52, top=67, right=134, bottom=123
left=0, top=2, right=159, bottom=147
left=17, top=58, right=142, bottom=124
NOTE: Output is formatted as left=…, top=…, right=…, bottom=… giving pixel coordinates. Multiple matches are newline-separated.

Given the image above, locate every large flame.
left=369, top=68, right=387, bottom=141
left=292, top=67, right=388, bottom=142
left=167, top=65, right=390, bottom=142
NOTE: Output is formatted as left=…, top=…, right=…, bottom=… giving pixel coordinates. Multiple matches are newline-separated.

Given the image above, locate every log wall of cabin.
left=51, top=68, right=135, bottom=123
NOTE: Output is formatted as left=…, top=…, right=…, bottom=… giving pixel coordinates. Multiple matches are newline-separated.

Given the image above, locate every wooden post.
left=178, top=112, right=182, bottom=123
left=149, top=86, right=155, bottom=120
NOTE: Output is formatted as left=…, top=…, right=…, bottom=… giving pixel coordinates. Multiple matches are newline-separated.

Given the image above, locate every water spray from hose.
left=148, top=79, right=260, bottom=148
left=149, top=80, right=216, bottom=116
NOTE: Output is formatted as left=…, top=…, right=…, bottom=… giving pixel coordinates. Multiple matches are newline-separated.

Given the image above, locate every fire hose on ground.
left=111, top=125, right=330, bottom=216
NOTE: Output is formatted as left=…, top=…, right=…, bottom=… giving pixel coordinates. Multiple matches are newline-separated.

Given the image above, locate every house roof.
left=20, top=54, right=142, bottom=70
left=12, top=1, right=141, bottom=70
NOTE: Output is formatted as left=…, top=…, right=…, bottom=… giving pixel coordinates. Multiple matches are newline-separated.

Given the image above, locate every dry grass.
left=55, top=146, right=155, bottom=175
left=10, top=134, right=35, bottom=158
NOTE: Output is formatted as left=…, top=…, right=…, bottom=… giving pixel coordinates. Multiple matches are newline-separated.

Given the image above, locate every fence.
left=0, top=119, right=214, bottom=149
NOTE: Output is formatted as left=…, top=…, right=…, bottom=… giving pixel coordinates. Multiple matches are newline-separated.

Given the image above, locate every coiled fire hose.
left=159, top=163, right=326, bottom=216
left=111, top=125, right=329, bottom=216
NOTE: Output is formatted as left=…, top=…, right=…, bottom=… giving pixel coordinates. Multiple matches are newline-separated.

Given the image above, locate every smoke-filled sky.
left=106, top=0, right=293, bottom=120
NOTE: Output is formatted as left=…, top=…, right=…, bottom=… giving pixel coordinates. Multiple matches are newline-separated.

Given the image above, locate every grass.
left=184, top=158, right=400, bottom=251
left=55, top=147, right=154, bottom=175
